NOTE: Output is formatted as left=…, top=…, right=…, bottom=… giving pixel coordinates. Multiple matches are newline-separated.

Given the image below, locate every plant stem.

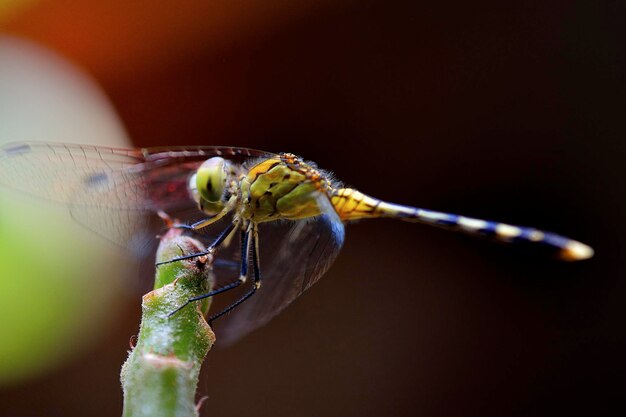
left=121, top=229, right=215, bottom=417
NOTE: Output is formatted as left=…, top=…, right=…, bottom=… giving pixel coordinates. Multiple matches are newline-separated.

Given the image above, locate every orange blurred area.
left=3, top=0, right=348, bottom=85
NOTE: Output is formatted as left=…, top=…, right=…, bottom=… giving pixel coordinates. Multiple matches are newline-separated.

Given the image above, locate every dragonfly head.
left=189, top=157, right=229, bottom=215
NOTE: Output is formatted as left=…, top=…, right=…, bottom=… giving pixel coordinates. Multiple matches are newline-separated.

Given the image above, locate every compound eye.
left=196, top=157, right=226, bottom=203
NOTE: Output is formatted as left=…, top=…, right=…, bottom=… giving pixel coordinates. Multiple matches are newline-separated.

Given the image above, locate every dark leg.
left=167, top=224, right=251, bottom=317
left=167, top=275, right=243, bottom=317
left=172, top=216, right=218, bottom=231
left=156, top=221, right=237, bottom=266
left=208, top=224, right=261, bottom=325
left=158, top=211, right=218, bottom=235
left=238, top=223, right=251, bottom=278
left=173, top=209, right=229, bottom=232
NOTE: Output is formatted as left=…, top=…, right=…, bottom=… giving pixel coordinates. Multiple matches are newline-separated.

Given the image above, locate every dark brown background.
left=2, top=1, right=625, bottom=416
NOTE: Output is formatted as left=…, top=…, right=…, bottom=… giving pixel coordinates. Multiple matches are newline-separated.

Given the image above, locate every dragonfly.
left=0, top=142, right=593, bottom=344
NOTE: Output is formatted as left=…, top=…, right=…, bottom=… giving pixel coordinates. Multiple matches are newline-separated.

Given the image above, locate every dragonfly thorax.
left=239, top=154, right=335, bottom=223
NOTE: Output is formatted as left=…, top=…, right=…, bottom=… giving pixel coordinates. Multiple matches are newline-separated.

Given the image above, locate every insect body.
left=0, top=142, right=593, bottom=343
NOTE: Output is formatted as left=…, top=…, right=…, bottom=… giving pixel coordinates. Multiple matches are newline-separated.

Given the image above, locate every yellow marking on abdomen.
left=331, top=188, right=385, bottom=221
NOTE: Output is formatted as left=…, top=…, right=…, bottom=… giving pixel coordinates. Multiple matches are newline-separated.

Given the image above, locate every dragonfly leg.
left=155, top=220, right=238, bottom=266
left=175, top=194, right=238, bottom=232
left=168, top=225, right=252, bottom=317
left=167, top=275, right=245, bottom=317
left=157, top=210, right=219, bottom=234
left=208, top=223, right=261, bottom=326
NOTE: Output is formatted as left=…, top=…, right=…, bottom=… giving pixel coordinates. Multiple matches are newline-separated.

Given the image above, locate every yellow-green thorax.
left=239, top=154, right=332, bottom=222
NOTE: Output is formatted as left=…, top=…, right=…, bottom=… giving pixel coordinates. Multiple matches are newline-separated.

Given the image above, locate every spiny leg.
left=158, top=210, right=225, bottom=238
left=167, top=194, right=238, bottom=238
left=167, top=223, right=252, bottom=317
left=156, top=220, right=238, bottom=267
left=208, top=223, right=261, bottom=326
left=173, top=205, right=232, bottom=232
left=173, top=217, right=221, bottom=232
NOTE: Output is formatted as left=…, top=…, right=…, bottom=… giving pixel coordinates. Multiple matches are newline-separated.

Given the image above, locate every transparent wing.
left=216, top=195, right=346, bottom=345
left=0, top=141, right=273, bottom=255
left=0, top=142, right=145, bottom=202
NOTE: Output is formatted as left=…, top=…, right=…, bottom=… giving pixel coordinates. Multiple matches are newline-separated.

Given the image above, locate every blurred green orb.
left=0, top=36, right=132, bottom=384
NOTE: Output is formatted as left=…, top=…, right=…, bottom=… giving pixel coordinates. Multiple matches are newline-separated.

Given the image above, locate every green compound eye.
left=196, top=157, right=226, bottom=203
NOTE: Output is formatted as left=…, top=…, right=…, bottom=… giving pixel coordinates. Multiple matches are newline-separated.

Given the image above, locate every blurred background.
left=0, top=1, right=624, bottom=416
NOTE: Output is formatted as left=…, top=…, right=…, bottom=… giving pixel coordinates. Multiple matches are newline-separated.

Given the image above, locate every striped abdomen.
left=331, top=188, right=593, bottom=261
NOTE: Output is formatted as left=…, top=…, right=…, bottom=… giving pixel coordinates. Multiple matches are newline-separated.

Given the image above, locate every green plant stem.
left=121, top=229, right=214, bottom=417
